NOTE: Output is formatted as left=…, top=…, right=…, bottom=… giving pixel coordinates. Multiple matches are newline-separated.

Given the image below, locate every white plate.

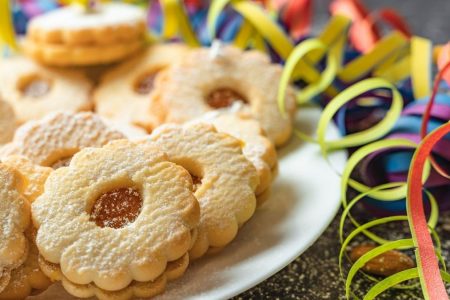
left=31, top=107, right=346, bottom=300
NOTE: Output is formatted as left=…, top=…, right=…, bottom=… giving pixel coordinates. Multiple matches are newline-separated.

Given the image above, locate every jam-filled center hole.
left=206, top=88, right=247, bottom=109
left=134, top=71, right=159, bottom=95
left=90, top=187, right=143, bottom=229
left=18, top=75, right=51, bottom=98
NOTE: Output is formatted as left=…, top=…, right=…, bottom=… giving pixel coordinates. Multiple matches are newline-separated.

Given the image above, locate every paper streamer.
left=0, top=0, right=18, bottom=51
left=407, top=122, right=450, bottom=300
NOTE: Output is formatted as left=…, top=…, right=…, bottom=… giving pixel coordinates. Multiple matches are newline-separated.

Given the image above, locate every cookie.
left=26, top=3, right=146, bottom=46
left=1, top=156, right=52, bottom=203
left=0, top=238, right=52, bottom=300
left=39, top=253, right=188, bottom=300
left=0, top=56, right=92, bottom=123
left=94, top=44, right=190, bottom=131
left=0, top=99, right=17, bottom=145
left=32, top=140, right=199, bottom=292
left=0, top=164, right=30, bottom=294
left=199, top=111, right=277, bottom=202
left=150, top=45, right=297, bottom=146
left=0, top=112, right=125, bottom=168
left=24, top=38, right=144, bottom=67
left=146, top=122, right=259, bottom=259
left=24, top=3, right=146, bottom=66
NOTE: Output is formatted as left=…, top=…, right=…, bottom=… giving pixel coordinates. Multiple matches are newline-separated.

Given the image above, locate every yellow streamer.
left=411, top=36, right=432, bottom=100
left=233, top=20, right=254, bottom=49
left=339, top=32, right=409, bottom=83
left=306, top=15, right=351, bottom=65
left=317, top=78, right=404, bottom=152
left=373, top=55, right=411, bottom=83
left=0, top=0, right=18, bottom=52
left=278, top=38, right=337, bottom=116
left=160, top=0, right=200, bottom=46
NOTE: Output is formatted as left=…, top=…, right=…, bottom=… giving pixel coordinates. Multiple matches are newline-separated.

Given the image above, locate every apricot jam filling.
left=206, top=88, right=247, bottom=109
left=90, top=187, right=143, bottom=229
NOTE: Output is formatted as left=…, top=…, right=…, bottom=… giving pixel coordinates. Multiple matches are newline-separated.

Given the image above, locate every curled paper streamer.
left=437, top=42, right=450, bottom=85
left=0, top=0, right=18, bottom=51
left=159, top=0, right=200, bottom=46
left=407, top=122, right=450, bottom=299
left=330, top=0, right=411, bottom=53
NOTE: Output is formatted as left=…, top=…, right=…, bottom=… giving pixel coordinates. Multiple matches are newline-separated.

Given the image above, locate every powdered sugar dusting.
left=0, top=164, right=30, bottom=283
left=2, top=112, right=125, bottom=167
left=148, top=122, right=258, bottom=259
left=29, top=3, right=145, bottom=30
left=32, top=140, right=198, bottom=291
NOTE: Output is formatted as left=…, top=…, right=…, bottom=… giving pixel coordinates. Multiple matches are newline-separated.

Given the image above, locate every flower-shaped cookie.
left=94, top=44, right=189, bottom=131
left=147, top=122, right=259, bottom=259
left=150, top=45, right=296, bottom=146
left=0, top=237, right=52, bottom=299
left=1, top=112, right=125, bottom=168
left=0, top=99, right=17, bottom=145
left=0, top=164, right=30, bottom=293
left=0, top=57, right=92, bottom=123
left=2, top=156, right=52, bottom=203
left=32, top=140, right=199, bottom=291
left=199, top=111, right=278, bottom=202
left=39, top=253, right=189, bottom=300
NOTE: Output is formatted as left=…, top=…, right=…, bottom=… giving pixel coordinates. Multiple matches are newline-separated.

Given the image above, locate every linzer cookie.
left=198, top=111, right=277, bottom=204
left=0, top=112, right=125, bottom=168
left=0, top=99, right=16, bottom=145
left=31, top=140, right=199, bottom=295
left=0, top=237, right=52, bottom=299
left=0, top=164, right=30, bottom=294
left=39, top=253, right=189, bottom=300
left=94, top=44, right=190, bottom=131
left=24, top=2, right=146, bottom=66
left=1, top=156, right=52, bottom=203
left=146, top=122, right=259, bottom=259
left=0, top=56, right=92, bottom=123
left=150, top=45, right=297, bottom=146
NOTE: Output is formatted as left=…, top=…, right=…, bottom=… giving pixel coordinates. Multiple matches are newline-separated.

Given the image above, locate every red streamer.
left=420, top=61, right=450, bottom=179
left=330, top=0, right=410, bottom=52
left=408, top=122, right=450, bottom=299
left=437, top=42, right=450, bottom=86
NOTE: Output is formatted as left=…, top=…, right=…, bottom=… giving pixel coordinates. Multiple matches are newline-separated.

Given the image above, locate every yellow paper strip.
left=339, top=32, right=409, bottom=83
left=0, top=0, right=18, bottom=52
left=411, top=36, right=432, bottom=100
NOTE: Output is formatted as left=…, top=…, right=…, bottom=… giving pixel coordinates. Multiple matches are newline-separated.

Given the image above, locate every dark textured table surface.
left=235, top=1, right=450, bottom=299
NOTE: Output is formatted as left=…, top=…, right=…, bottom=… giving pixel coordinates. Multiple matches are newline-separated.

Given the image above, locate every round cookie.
left=150, top=45, right=297, bottom=146
left=0, top=57, right=92, bottom=123
left=0, top=112, right=125, bottom=168
left=146, top=122, right=259, bottom=259
left=39, top=253, right=188, bottom=300
left=0, top=164, right=30, bottom=293
left=32, top=140, right=199, bottom=291
left=94, top=44, right=189, bottom=131
left=198, top=111, right=277, bottom=202
left=0, top=99, right=17, bottom=145
left=1, top=156, right=53, bottom=203
left=0, top=238, right=52, bottom=299
left=24, top=39, right=144, bottom=67
left=24, top=3, right=147, bottom=66
left=26, top=3, right=146, bottom=46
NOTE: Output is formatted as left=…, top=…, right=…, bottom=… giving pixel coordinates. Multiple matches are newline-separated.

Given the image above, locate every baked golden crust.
left=32, top=140, right=199, bottom=291
left=146, top=122, right=258, bottom=259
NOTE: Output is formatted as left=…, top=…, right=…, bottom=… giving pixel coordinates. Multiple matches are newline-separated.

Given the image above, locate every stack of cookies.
left=23, top=2, right=147, bottom=66
left=0, top=2, right=297, bottom=299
